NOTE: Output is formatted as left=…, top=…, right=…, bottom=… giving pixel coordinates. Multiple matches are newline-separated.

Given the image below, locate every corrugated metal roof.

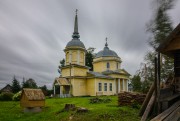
left=54, top=77, right=70, bottom=85
left=66, top=38, right=85, bottom=48
left=95, top=46, right=118, bottom=58
left=102, top=69, right=131, bottom=76
left=88, top=71, right=113, bottom=79
left=22, top=88, right=45, bottom=101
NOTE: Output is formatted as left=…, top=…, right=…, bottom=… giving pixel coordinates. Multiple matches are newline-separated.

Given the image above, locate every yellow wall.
left=86, top=78, right=95, bottom=96
left=72, top=51, right=77, bottom=63
left=61, top=66, right=88, bottom=77
left=93, top=57, right=121, bottom=72
left=65, top=49, right=85, bottom=66
left=93, top=62, right=103, bottom=72
left=71, top=78, right=87, bottom=96
left=73, top=67, right=88, bottom=76
left=70, top=78, right=116, bottom=96
left=95, top=78, right=115, bottom=96
left=61, top=68, right=71, bottom=77
left=109, top=74, right=129, bottom=80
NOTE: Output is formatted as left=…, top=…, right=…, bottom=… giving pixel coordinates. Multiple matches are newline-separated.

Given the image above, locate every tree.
left=11, top=76, right=21, bottom=93
left=147, top=0, right=175, bottom=49
left=85, top=47, right=95, bottom=71
left=58, top=58, right=65, bottom=74
left=22, top=78, right=38, bottom=89
left=131, top=74, right=142, bottom=92
left=85, top=51, right=94, bottom=71
left=39, top=85, right=48, bottom=96
left=143, top=0, right=175, bottom=83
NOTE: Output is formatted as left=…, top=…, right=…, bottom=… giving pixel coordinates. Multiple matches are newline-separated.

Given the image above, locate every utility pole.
left=69, top=63, right=72, bottom=97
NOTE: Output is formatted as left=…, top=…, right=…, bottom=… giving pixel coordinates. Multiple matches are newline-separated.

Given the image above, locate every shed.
left=20, top=88, right=45, bottom=109
left=157, top=23, right=180, bottom=92
left=0, top=84, right=12, bottom=93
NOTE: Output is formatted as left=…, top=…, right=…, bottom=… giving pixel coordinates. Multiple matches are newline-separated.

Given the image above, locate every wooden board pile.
left=118, top=92, right=146, bottom=106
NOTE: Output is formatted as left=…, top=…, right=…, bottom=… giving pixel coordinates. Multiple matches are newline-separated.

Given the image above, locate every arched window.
left=117, top=63, right=119, bottom=69
left=107, top=62, right=110, bottom=69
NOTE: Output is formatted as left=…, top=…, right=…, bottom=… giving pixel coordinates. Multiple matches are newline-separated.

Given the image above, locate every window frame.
left=104, top=83, right=107, bottom=91
left=109, top=83, right=112, bottom=91
left=107, top=62, right=110, bottom=69
left=98, top=83, right=102, bottom=91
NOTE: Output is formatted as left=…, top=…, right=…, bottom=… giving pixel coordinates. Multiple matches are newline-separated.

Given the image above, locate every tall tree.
left=85, top=47, right=95, bottom=71
left=58, top=58, right=65, bottom=74
left=22, top=78, right=38, bottom=89
left=144, top=0, right=175, bottom=82
left=12, top=76, right=21, bottom=93
left=39, top=85, right=48, bottom=96
left=131, top=74, right=142, bottom=92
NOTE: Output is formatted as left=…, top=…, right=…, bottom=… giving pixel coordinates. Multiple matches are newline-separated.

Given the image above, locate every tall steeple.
left=72, top=9, right=80, bottom=39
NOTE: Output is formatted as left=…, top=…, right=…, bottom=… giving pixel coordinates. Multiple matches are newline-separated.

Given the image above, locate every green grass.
left=0, top=96, right=140, bottom=121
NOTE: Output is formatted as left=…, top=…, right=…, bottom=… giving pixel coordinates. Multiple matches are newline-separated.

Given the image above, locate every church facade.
left=53, top=11, right=130, bottom=97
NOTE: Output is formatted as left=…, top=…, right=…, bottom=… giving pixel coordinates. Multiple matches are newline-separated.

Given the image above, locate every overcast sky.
left=0, top=0, right=180, bottom=89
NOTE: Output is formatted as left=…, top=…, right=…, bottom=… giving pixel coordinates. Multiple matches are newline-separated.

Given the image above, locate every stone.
left=77, top=107, right=88, bottom=113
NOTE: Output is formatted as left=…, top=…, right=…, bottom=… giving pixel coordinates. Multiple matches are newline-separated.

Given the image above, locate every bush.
left=90, top=97, right=112, bottom=104
left=0, top=92, right=14, bottom=101
left=12, top=91, right=22, bottom=101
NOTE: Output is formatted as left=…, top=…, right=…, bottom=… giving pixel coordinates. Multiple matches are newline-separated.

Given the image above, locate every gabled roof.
left=22, top=88, right=45, bottom=101
left=87, top=71, right=114, bottom=79
left=157, top=23, right=180, bottom=57
left=0, top=84, right=12, bottom=92
left=54, top=77, right=70, bottom=86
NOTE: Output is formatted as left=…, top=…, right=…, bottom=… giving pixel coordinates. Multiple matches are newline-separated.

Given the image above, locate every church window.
left=98, top=83, right=102, bottom=91
left=109, top=83, right=112, bottom=91
left=117, top=63, right=119, bottom=69
left=107, top=62, right=110, bottom=69
left=104, top=83, right=107, bottom=91
left=66, top=52, right=69, bottom=63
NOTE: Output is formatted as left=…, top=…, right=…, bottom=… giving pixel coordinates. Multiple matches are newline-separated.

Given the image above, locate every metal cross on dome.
left=105, top=37, right=108, bottom=47
left=76, top=9, right=78, bottom=15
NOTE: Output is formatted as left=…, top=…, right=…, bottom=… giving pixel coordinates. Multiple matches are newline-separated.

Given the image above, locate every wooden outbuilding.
left=0, top=84, right=12, bottom=93
left=20, top=88, right=45, bottom=112
left=157, top=23, right=180, bottom=92
left=140, top=23, right=180, bottom=121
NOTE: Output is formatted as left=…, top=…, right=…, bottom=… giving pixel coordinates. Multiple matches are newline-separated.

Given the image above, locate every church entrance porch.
left=53, top=77, right=71, bottom=98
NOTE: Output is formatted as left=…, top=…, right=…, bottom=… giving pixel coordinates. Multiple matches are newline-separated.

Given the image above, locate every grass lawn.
left=0, top=96, right=140, bottom=121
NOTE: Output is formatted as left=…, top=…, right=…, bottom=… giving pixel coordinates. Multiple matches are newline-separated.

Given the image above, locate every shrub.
left=131, top=101, right=141, bottom=109
left=90, top=97, right=112, bottom=104
left=90, top=97, right=103, bottom=103
left=12, top=91, right=22, bottom=101
left=0, top=92, right=14, bottom=101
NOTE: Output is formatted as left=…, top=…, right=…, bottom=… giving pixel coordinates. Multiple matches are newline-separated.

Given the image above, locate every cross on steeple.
left=76, top=9, right=78, bottom=15
left=105, top=37, right=108, bottom=47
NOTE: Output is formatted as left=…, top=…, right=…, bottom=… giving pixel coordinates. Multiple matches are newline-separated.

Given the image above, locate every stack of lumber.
left=118, top=92, right=146, bottom=106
